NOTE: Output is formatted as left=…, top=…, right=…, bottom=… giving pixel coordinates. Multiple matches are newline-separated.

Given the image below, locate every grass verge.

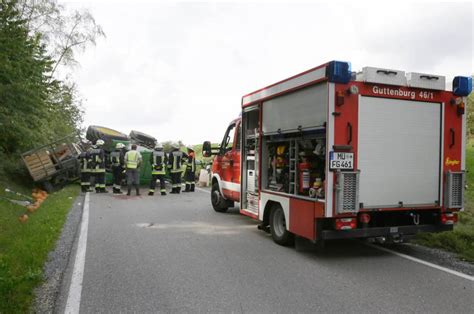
left=0, top=182, right=79, bottom=313
left=415, top=140, right=474, bottom=262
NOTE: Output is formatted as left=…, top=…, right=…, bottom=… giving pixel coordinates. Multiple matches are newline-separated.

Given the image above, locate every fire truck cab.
left=204, top=61, right=472, bottom=246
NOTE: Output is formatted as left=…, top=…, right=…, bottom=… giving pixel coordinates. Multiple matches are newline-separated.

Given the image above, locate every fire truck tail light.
left=335, top=218, right=357, bottom=230
left=441, top=213, right=458, bottom=225
left=327, top=61, right=352, bottom=84
left=453, top=76, right=472, bottom=96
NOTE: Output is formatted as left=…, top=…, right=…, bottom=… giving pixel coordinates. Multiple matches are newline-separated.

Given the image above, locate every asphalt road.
left=58, top=188, right=474, bottom=313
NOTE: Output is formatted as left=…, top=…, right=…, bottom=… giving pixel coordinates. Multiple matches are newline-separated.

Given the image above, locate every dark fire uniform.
left=149, top=150, right=167, bottom=196
left=78, top=151, right=91, bottom=192
left=90, top=146, right=106, bottom=193
left=167, top=148, right=184, bottom=194
left=109, top=148, right=125, bottom=193
left=184, top=150, right=196, bottom=192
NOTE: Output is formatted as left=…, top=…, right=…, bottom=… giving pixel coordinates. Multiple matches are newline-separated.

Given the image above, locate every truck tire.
left=211, top=182, right=228, bottom=212
left=270, top=204, right=294, bottom=246
left=42, top=181, right=54, bottom=193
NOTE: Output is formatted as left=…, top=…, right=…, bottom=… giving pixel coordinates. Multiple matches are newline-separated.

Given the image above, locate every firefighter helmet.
left=116, top=143, right=125, bottom=149
left=186, top=145, right=194, bottom=152
left=155, top=143, right=163, bottom=150
left=96, top=139, right=105, bottom=146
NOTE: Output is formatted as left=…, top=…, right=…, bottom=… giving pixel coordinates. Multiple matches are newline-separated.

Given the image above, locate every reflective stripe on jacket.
left=90, top=148, right=105, bottom=172
left=186, top=153, right=196, bottom=172
left=151, top=151, right=166, bottom=174
left=110, top=151, right=122, bottom=167
left=168, top=150, right=183, bottom=173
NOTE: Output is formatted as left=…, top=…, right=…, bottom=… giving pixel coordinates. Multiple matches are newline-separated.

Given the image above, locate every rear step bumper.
left=320, top=224, right=453, bottom=240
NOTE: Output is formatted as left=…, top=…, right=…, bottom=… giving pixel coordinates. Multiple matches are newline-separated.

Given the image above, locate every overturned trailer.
left=22, top=134, right=82, bottom=192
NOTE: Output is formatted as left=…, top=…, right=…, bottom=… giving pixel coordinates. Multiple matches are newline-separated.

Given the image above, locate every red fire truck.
left=203, top=61, right=471, bottom=246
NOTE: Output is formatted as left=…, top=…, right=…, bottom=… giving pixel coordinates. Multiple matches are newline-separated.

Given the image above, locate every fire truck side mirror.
left=202, top=141, right=212, bottom=157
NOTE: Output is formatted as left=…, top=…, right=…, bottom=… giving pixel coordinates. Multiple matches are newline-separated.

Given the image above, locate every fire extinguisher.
left=298, top=158, right=311, bottom=194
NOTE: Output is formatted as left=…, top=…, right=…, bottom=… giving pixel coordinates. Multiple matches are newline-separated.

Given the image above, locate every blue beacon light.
left=327, top=61, right=352, bottom=84
left=452, top=76, right=472, bottom=96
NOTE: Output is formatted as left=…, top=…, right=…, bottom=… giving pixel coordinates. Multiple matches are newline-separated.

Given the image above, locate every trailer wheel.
left=42, top=181, right=54, bottom=193
left=270, top=204, right=294, bottom=246
left=211, top=182, right=228, bottom=212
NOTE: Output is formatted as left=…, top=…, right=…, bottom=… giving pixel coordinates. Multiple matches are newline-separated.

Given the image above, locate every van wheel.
left=211, top=182, right=228, bottom=212
left=270, top=204, right=294, bottom=246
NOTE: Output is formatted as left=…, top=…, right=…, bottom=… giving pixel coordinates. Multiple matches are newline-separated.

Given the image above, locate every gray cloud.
left=69, top=1, right=473, bottom=144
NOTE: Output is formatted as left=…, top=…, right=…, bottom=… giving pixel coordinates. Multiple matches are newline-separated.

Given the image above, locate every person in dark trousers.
left=148, top=143, right=167, bottom=196
left=167, top=144, right=184, bottom=194
left=110, top=142, right=126, bottom=194
left=183, top=146, right=196, bottom=192
left=90, top=139, right=107, bottom=193
left=125, top=144, right=142, bottom=196
left=78, top=140, right=92, bottom=193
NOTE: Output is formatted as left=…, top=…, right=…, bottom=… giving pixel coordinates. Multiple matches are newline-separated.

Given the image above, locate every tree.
left=467, top=84, right=474, bottom=138
left=16, top=0, right=105, bottom=78
left=0, top=0, right=92, bottom=177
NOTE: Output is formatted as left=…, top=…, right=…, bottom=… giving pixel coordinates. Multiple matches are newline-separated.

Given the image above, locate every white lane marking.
left=65, top=192, right=90, bottom=313
left=195, top=187, right=211, bottom=194
left=367, top=243, right=474, bottom=282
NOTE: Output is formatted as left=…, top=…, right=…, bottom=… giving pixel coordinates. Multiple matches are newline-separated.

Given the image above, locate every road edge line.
left=64, top=192, right=90, bottom=313
left=366, top=243, right=474, bottom=282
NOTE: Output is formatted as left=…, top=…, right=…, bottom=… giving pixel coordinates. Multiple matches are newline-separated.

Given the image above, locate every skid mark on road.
left=195, top=187, right=210, bottom=194
left=135, top=221, right=255, bottom=235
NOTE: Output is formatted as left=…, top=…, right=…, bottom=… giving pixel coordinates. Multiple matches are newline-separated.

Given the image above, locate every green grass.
left=0, top=182, right=79, bottom=313
left=415, top=139, right=474, bottom=262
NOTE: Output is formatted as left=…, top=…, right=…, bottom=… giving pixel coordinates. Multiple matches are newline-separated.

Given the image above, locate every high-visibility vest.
left=126, top=150, right=140, bottom=169
left=152, top=151, right=166, bottom=174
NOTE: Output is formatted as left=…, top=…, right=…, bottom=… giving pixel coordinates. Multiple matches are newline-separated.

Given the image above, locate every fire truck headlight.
left=452, top=76, right=472, bottom=96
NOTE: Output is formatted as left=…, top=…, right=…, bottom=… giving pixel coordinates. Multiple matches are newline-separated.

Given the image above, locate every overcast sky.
left=66, top=0, right=473, bottom=145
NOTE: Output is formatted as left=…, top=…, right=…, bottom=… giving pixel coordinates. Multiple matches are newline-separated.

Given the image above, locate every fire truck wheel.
left=270, top=204, right=294, bottom=246
left=211, top=182, right=228, bottom=212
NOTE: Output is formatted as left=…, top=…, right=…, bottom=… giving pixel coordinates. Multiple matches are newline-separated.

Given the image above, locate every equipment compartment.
left=262, top=133, right=326, bottom=199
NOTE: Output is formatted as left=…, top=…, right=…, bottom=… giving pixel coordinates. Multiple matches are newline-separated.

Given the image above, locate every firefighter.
left=167, top=144, right=184, bottom=194
left=148, top=143, right=167, bottom=196
left=110, top=143, right=126, bottom=194
left=90, top=139, right=107, bottom=193
left=78, top=140, right=92, bottom=193
left=124, top=144, right=142, bottom=196
left=183, top=146, right=196, bottom=192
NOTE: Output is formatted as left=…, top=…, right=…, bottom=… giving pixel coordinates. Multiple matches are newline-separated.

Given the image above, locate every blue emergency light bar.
left=326, top=61, right=352, bottom=84
left=452, top=76, right=472, bottom=96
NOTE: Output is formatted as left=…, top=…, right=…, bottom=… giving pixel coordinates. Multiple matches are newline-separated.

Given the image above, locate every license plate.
left=329, top=152, right=354, bottom=170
